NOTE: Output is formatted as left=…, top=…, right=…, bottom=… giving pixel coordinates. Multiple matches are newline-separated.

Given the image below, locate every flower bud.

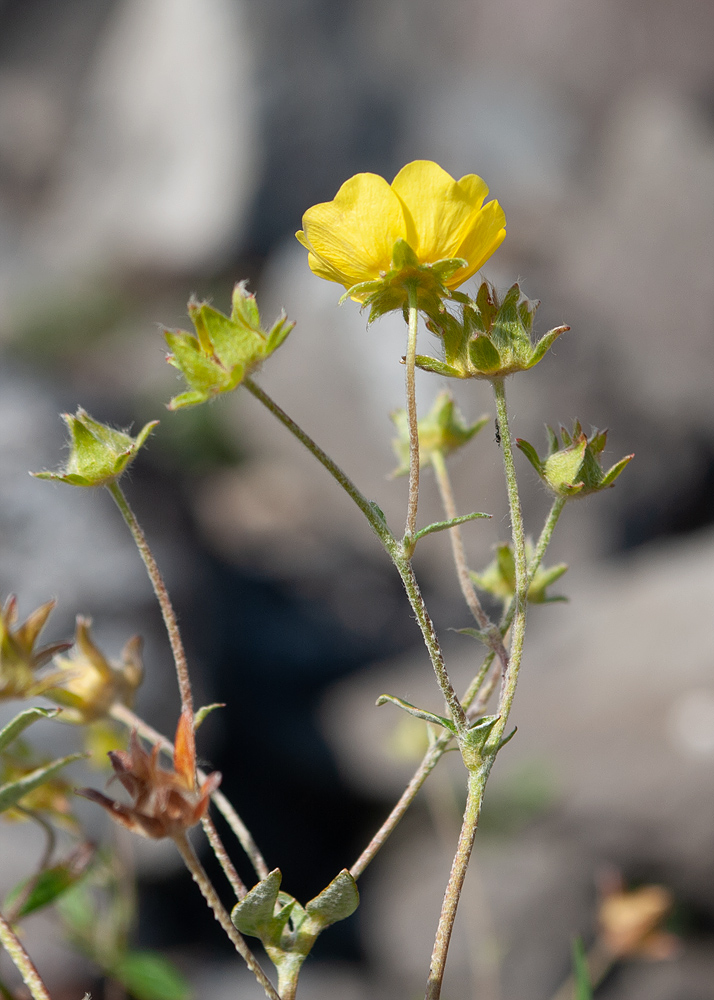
left=516, top=422, right=633, bottom=498
left=470, top=542, right=567, bottom=605
left=32, top=409, right=157, bottom=487
left=391, top=391, right=488, bottom=476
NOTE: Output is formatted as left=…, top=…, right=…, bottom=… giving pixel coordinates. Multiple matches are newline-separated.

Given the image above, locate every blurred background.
left=0, top=0, right=713, bottom=997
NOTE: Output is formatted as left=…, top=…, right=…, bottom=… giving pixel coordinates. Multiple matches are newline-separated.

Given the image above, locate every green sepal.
left=0, top=752, right=84, bottom=813
left=375, top=694, right=457, bottom=734
left=527, top=325, right=569, bottom=368
left=414, top=356, right=466, bottom=378
left=417, top=281, right=570, bottom=380
left=32, top=410, right=158, bottom=487
left=600, top=454, right=634, bottom=487
left=0, top=707, right=59, bottom=754
left=515, top=438, right=544, bottom=474
left=4, top=842, right=94, bottom=919
left=468, top=335, right=502, bottom=372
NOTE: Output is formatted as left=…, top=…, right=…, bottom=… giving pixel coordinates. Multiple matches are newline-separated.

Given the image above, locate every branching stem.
left=172, top=833, right=279, bottom=1000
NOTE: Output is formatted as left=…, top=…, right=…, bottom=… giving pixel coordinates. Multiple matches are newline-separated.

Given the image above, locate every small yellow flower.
left=296, top=161, right=505, bottom=308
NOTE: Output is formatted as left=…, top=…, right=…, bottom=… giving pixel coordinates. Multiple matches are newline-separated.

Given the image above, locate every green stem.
left=110, top=704, right=269, bottom=882
left=395, top=555, right=467, bottom=734
left=425, top=768, right=487, bottom=1000
left=243, top=378, right=463, bottom=732
left=350, top=496, right=566, bottom=877
left=350, top=734, right=450, bottom=879
left=404, top=283, right=420, bottom=542
left=172, top=833, right=280, bottom=1000
left=201, top=813, right=247, bottom=900
left=106, top=481, right=193, bottom=718
left=243, top=376, right=396, bottom=554
left=491, top=378, right=527, bottom=740
left=0, top=912, right=52, bottom=1000
left=431, top=449, right=510, bottom=672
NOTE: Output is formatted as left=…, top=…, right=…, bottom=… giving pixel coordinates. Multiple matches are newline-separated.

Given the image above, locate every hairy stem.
left=172, top=833, right=279, bottom=1000
left=243, top=378, right=463, bottom=731
left=425, top=768, right=487, bottom=1000
left=106, top=481, right=193, bottom=718
left=243, top=376, right=396, bottom=552
left=0, top=912, right=52, bottom=1000
left=110, top=704, right=269, bottom=881
left=431, top=449, right=510, bottom=672
left=201, top=814, right=247, bottom=899
left=395, top=555, right=467, bottom=733
left=349, top=496, right=566, bottom=876
left=491, top=378, right=528, bottom=739
left=404, top=283, right=420, bottom=542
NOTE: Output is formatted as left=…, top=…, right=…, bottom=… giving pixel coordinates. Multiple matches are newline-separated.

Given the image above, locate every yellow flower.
left=296, top=161, right=506, bottom=305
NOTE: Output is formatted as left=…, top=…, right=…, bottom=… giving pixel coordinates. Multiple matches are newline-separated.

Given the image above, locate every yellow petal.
left=391, top=161, right=490, bottom=262
left=447, top=198, right=507, bottom=287
left=299, top=173, right=407, bottom=288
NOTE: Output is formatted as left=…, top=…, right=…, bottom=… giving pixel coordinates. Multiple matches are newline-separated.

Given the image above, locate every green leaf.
left=0, top=753, right=84, bottom=813
left=231, top=869, right=282, bottom=938
left=193, top=703, right=225, bottom=730
left=305, top=870, right=359, bottom=929
left=112, top=951, right=191, bottom=1000
left=572, top=937, right=593, bottom=1000
left=375, top=694, right=456, bottom=734
left=0, top=707, right=59, bottom=754
left=414, top=510, right=491, bottom=542
left=5, top=844, right=94, bottom=918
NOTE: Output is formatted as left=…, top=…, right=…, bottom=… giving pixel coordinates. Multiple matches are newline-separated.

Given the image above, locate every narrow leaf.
left=0, top=707, right=59, bottom=755
left=414, top=510, right=491, bottom=541
left=375, top=694, right=456, bottom=734
left=0, top=753, right=84, bottom=813
left=193, top=703, right=225, bottom=730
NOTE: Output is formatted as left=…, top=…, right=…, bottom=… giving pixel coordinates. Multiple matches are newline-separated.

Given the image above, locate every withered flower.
left=44, top=616, right=143, bottom=724
left=78, top=710, right=220, bottom=839
left=0, top=596, right=71, bottom=701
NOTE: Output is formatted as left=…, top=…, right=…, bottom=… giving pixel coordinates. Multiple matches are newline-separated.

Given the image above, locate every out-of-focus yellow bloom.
left=44, top=617, right=143, bottom=725
left=296, top=161, right=505, bottom=304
